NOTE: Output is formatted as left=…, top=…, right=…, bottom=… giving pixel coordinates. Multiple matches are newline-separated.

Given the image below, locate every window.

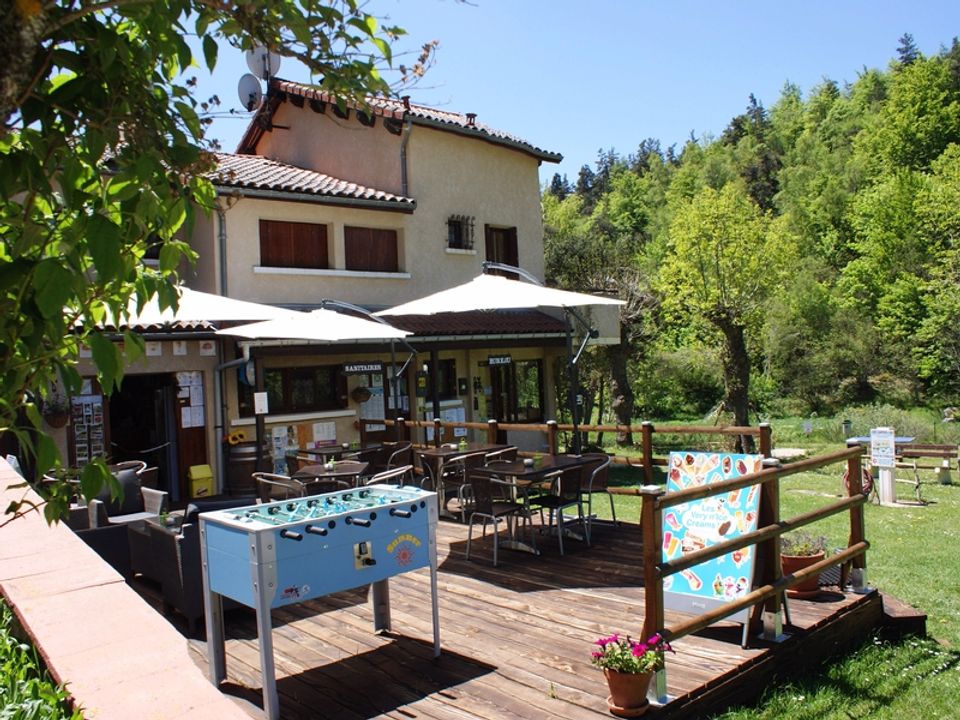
left=423, top=359, right=458, bottom=401
left=484, top=225, right=518, bottom=275
left=446, top=215, right=475, bottom=250
left=344, top=226, right=399, bottom=272
left=259, top=220, right=328, bottom=269
left=514, top=360, right=544, bottom=422
left=238, top=364, right=346, bottom=416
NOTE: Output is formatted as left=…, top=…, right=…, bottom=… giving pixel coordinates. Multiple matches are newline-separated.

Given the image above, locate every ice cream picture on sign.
left=663, top=452, right=763, bottom=600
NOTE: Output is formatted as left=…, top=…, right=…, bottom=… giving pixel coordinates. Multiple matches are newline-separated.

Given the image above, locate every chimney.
left=466, top=112, right=476, bottom=127
left=402, top=95, right=411, bottom=110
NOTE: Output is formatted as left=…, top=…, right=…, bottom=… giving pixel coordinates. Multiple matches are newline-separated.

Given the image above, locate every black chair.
left=465, top=471, right=532, bottom=567
left=253, top=472, right=307, bottom=502
left=364, top=464, right=415, bottom=486
left=578, top=453, right=615, bottom=544
left=149, top=496, right=256, bottom=636
left=528, top=464, right=587, bottom=555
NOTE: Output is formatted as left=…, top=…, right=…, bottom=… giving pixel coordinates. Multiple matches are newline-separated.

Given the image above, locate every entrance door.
left=489, top=364, right=517, bottom=444
left=108, top=374, right=177, bottom=495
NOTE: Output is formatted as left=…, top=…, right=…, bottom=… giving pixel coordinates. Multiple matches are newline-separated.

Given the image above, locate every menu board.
left=70, top=395, right=106, bottom=465
left=663, top=451, right=763, bottom=623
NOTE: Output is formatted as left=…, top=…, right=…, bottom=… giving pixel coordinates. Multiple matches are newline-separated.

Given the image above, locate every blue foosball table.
left=200, top=484, right=440, bottom=719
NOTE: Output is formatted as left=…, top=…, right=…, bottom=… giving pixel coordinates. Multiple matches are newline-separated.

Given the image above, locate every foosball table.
left=199, top=484, right=440, bottom=719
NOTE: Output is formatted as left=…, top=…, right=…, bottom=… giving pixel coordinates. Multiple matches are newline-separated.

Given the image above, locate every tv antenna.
left=237, top=46, right=282, bottom=112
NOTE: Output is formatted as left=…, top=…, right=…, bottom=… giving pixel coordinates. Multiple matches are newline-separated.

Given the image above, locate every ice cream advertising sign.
left=663, top=452, right=763, bottom=622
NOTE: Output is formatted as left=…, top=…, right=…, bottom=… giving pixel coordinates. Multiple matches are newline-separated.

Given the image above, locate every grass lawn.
left=599, top=438, right=960, bottom=719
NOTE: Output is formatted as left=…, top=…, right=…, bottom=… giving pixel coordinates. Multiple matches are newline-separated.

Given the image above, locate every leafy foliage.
left=1, top=1, right=428, bottom=522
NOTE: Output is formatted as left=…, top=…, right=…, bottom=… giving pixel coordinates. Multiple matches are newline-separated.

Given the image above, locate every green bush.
left=0, top=600, right=81, bottom=719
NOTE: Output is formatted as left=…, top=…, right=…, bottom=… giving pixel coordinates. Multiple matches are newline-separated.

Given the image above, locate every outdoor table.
left=416, top=443, right=509, bottom=518
left=295, top=444, right=382, bottom=462
left=292, top=461, right=370, bottom=488
left=473, top=454, right=592, bottom=554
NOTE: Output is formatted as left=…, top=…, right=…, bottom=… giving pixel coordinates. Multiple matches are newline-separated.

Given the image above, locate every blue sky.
left=198, top=1, right=960, bottom=186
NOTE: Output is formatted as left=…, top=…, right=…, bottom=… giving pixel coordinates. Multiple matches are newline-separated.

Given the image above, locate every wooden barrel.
left=226, top=442, right=262, bottom=497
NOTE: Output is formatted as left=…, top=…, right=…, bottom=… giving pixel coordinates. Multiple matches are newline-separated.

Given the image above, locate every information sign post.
left=870, top=426, right=896, bottom=505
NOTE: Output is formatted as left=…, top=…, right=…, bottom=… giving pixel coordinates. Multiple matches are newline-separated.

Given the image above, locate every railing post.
left=433, top=418, right=442, bottom=448
left=757, top=458, right=784, bottom=641
left=395, top=417, right=406, bottom=442
left=641, top=421, right=655, bottom=486
left=487, top=418, right=498, bottom=446
left=359, top=419, right=368, bottom=447
left=846, top=448, right=868, bottom=591
left=640, top=485, right=668, bottom=704
left=759, top=422, right=772, bottom=458
left=546, top=420, right=558, bottom=455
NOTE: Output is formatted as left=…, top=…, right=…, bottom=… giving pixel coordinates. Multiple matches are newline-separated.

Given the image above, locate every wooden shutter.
left=484, top=225, right=519, bottom=276
left=344, top=226, right=398, bottom=272
left=259, top=220, right=328, bottom=268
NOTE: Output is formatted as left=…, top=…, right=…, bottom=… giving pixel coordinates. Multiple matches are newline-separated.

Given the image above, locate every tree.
left=659, top=183, right=787, bottom=436
left=897, top=32, right=919, bottom=67
left=547, top=173, right=571, bottom=200
left=0, top=1, right=429, bottom=524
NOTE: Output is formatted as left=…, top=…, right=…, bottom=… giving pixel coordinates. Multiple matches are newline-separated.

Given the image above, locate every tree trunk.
left=607, top=342, right=635, bottom=446
left=710, top=309, right=753, bottom=452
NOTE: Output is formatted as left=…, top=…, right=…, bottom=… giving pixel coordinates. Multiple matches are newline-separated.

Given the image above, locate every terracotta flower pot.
left=781, top=551, right=825, bottom=598
left=43, top=411, right=70, bottom=429
left=603, top=668, right=652, bottom=717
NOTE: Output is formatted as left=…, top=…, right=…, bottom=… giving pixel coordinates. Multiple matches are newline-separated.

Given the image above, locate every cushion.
left=184, top=496, right=257, bottom=525
left=96, top=468, right=142, bottom=516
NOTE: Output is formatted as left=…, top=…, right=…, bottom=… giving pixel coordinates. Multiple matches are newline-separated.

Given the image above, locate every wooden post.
left=546, top=420, right=558, bottom=455
left=487, top=419, right=498, bottom=446
left=846, top=450, right=867, bottom=589
left=641, top=421, right=654, bottom=486
left=640, top=485, right=668, bottom=704
left=759, top=422, right=772, bottom=458
left=396, top=417, right=406, bottom=442
left=433, top=418, right=442, bottom=448
left=640, top=486, right=666, bottom=643
left=751, top=458, right=782, bottom=639
left=359, top=419, right=368, bottom=447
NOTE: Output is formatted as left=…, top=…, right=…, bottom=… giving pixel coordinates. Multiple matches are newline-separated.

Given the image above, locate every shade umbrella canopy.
left=217, top=308, right=409, bottom=343
left=376, top=273, right=624, bottom=316
left=119, top=287, right=293, bottom=327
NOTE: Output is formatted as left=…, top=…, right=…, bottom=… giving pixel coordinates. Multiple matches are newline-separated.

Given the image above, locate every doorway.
left=108, top=373, right=179, bottom=498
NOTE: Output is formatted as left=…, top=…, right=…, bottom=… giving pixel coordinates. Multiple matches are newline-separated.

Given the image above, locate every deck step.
left=880, top=592, right=927, bottom=638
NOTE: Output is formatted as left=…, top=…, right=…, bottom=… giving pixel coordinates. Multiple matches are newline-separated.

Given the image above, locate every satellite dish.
left=245, top=46, right=281, bottom=80
left=237, top=73, right=263, bottom=112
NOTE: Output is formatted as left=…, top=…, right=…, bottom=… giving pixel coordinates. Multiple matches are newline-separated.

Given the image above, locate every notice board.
left=663, top=451, right=763, bottom=623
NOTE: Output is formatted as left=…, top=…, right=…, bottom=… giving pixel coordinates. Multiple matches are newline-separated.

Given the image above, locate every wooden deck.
left=176, top=516, right=883, bottom=719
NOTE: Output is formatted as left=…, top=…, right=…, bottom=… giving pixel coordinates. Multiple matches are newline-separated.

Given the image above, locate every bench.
left=894, top=443, right=958, bottom=501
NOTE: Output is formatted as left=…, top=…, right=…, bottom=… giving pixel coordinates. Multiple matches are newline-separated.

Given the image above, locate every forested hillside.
left=544, top=36, right=960, bottom=433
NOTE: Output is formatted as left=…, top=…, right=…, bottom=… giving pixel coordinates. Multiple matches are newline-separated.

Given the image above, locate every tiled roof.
left=210, top=153, right=416, bottom=208
left=387, top=309, right=568, bottom=338
left=239, top=78, right=562, bottom=163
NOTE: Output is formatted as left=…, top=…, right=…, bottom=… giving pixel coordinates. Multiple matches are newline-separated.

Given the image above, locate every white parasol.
left=217, top=308, right=409, bottom=343
left=119, top=286, right=293, bottom=326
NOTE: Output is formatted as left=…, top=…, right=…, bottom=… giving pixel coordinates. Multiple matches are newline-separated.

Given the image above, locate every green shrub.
left=0, top=600, right=81, bottom=719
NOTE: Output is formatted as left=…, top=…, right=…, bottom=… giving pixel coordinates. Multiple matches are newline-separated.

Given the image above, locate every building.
left=59, top=78, right=619, bottom=499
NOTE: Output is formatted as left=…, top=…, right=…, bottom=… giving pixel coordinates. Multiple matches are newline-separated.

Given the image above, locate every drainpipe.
left=400, top=114, right=413, bottom=197
left=215, top=201, right=228, bottom=491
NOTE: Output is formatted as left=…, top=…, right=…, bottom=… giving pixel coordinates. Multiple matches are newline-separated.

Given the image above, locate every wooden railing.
left=358, top=417, right=772, bottom=482
left=610, top=445, right=868, bottom=700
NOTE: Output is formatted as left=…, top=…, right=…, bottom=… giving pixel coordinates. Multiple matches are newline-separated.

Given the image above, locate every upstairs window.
left=259, top=220, right=328, bottom=269
left=447, top=215, right=475, bottom=250
left=484, top=225, right=519, bottom=276
left=345, top=226, right=399, bottom=272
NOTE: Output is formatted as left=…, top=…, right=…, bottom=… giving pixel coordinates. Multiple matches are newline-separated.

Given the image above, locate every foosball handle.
left=280, top=529, right=303, bottom=541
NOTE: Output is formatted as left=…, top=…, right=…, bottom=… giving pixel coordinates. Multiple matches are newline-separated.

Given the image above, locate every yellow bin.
left=188, top=464, right=214, bottom=498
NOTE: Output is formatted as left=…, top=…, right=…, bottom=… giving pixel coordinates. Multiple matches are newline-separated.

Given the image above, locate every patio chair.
left=578, top=453, right=614, bottom=544
left=465, top=471, right=532, bottom=567
left=149, top=496, right=256, bottom=635
left=440, top=451, right=488, bottom=519
left=253, top=472, right=307, bottom=502
left=87, top=463, right=169, bottom=527
left=364, top=464, right=415, bottom=486
left=528, top=464, right=587, bottom=555
left=484, top=446, right=518, bottom=464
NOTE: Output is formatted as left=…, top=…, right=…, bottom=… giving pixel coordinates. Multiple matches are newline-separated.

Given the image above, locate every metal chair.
left=364, top=464, right=415, bottom=486
left=252, top=472, right=307, bottom=502
left=465, top=471, right=532, bottom=567
left=484, top=446, right=518, bottom=464
left=528, top=465, right=587, bottom=555
left=441, top=451, right=488, bottom=519
left=578, top=453, right=615, bottom=544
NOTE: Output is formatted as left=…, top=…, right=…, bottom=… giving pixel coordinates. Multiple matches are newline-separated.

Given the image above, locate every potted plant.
left=780, top=530, right=828, bottom=598
left=590, top=632, right=673, bottom=717
left=41, top=394, right=71, bottom=429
